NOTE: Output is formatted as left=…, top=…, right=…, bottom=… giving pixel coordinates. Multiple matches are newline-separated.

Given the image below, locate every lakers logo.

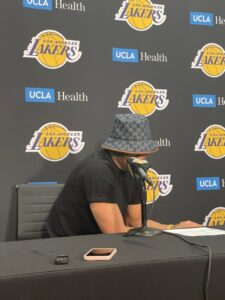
left=145, top=168, right=173, bottom=203
left=118, top=81, right=169, bottom=117
left=191, top=43, right=225, bottom=78
left=115, top=0, right=166, bottom=31
left=195, top=124, right=225, bottom=159
left=26, top=122, right=85, bottom=161
left=204, top=208, right=225, bottom=227
left=23, top=30, right=82, bottom=69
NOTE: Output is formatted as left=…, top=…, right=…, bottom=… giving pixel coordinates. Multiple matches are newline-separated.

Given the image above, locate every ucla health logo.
left=115, top=0, right=166, bottom=31
left=192, top=94, right=216, bottom=108
left=192, top=43, right=225, bottom=78
left=192, top=94, right=225, bottom=107
left=23, top=0, right=52, bottom=10
left=195, top=124, right=225, bottom=159
left=189, top=11, right=225, bottom=27
left=145, top=168, right=173, bottom=203
left=26, top=122, right=85, bottom=161
left=112, top=47, right=167, bottom=63
left=25, top=87, right=55, bottom=103
left=190, top=12, right=214, bottom=26
left=23, top=0, right=86, bottom=12
left=204, top=208, right=225, bottom=227
left=25, top=87, right=88, bottom=103
left=118, top=81, right=169, bottom=117
left=196, top=177, right=220, bottom=191
left=23, top=30, right=82, bottom=69
left=112, top=48, right=138, bottom=63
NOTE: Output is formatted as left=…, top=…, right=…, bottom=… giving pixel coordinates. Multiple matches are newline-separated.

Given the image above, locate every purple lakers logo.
left=115, top=0, right=166, bottom=31
left=204, top=207, right=225, bottom=227
left=23, top=30, right=82, bottom=69
left=26, top=122, right=85, bottom=161
left=195, top=124, right=225, bottom=159
left=145, top=168, right=173, bottom=203
left=118, top=81, right=169, bottom=117
left=192, top=43, right=225, bottom=78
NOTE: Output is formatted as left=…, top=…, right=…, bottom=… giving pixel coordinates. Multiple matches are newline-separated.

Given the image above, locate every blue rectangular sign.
left=25, top=87, right=55, bottom=103
left=192, top=94, right=216, bottom=108
left=190, top=12, right=214, bottom=26
left=112, top=48, right=139, bottom=63
left=23, top=0, right=52, bottom=11
left=196, top=177, right=220, bottom=191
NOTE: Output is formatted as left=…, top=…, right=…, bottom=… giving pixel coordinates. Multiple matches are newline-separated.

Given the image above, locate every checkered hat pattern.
left=102, top=114, right=157, bottom=154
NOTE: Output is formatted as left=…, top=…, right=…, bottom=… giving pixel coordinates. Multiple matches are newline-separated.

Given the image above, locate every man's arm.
left=90, top=202, right=201, bottom=234
left=90, top=202, right=134, bottom=233
left=125, top=203, right=201, bottom=229
left=125, top=204, right=142, bottom=227
left=147, top=219, right=201, bottom=230
left=126, top=205, right=168, bottom=229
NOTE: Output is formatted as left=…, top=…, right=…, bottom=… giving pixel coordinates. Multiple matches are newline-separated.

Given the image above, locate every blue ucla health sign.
left=196, top=177, right=220, bottom=191
left=25, top=87, right=55, bottom=103
left=192, top=94, right=216, bottom=108
left=190, top=12, right=214, bottom=26
left=112, top=48, right=139, bottom=63
left=23, top=0, right=52, bottom=10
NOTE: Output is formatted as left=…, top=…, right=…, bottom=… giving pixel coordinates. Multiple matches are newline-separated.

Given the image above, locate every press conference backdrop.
left=0, top=0, right=225, bottom=241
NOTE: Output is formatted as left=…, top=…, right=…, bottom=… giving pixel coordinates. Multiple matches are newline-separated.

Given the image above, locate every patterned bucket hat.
left=102, top=114, right=158, bottom=154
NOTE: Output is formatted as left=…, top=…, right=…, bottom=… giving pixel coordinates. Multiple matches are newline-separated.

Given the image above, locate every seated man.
left=47, top=114, right=199, bottom=237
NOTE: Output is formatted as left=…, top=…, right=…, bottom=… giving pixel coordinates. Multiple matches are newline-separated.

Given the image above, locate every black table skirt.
left=0, top=232, right=224, bottom=300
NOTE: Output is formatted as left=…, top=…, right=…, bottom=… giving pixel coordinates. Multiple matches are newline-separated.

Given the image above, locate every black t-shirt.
left=47, top=149, right=142, bottom=236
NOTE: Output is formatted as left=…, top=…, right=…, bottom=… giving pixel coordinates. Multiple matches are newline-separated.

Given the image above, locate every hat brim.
left=101, top=137, right=158, bottom=155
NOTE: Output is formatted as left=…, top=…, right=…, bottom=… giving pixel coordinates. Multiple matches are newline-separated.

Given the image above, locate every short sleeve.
left=80, top=161, right=117, bottom=204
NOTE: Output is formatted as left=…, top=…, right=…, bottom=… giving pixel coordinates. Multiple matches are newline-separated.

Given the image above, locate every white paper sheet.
left=164, top=227, right=225, bottom=236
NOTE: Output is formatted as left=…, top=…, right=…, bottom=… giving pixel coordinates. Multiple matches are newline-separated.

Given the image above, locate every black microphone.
left=127, top=157, right=153, bottom=186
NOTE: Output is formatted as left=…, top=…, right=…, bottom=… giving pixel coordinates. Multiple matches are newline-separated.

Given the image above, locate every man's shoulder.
left=81, top=149, right=114, bottom=173
left=69, top=149, right=114, bottom=178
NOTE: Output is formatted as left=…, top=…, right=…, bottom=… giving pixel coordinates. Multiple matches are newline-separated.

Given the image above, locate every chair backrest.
left=16, top=183, right=64, bottom=240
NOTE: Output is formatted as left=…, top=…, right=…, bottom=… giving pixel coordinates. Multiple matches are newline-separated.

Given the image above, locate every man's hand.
left=174, top=220, right=202, bottom=229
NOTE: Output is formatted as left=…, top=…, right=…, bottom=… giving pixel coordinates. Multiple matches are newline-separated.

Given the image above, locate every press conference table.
left=0, top=232, right=225, bottom=300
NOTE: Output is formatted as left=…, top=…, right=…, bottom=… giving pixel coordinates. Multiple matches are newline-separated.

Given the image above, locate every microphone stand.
left=124, top=176, right=161, bottom=237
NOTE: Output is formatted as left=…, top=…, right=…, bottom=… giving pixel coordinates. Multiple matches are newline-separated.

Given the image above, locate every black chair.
left=16, top=183, right=64, bottom=240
